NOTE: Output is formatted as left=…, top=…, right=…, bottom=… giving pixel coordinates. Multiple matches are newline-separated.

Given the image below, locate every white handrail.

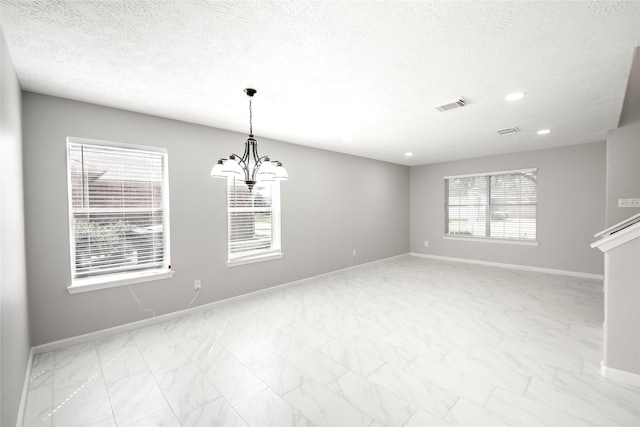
left=594, top=212, right=640, bottom=238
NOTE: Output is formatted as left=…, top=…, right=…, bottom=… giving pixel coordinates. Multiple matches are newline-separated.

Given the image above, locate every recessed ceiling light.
left=505, top=92, right=525, bottom=101
left=405, top=152, right=413, bottom=157
left=537, top=129, right=551, bottom=135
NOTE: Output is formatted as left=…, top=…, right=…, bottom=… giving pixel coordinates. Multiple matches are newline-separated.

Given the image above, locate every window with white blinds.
left=227, top=178, right=281, bottom=263
left=445, top=168, right=537, bottom=242
left=67, top=138, right=170, bottom=284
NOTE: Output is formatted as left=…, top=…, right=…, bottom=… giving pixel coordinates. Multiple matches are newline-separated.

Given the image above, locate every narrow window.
left=67, top=138, right=171, bottom=288
left=227, top=178, right=282, bottom=265
left=445, top=168, right=537, bottom=243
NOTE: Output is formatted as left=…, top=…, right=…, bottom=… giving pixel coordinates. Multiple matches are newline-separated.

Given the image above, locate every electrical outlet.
left=194, top=279, right=201, bottom=290
left=618, top=198, right=640, bottom=208
left=352, top=249, right=357, bottom=256
left=424, top=240, right=429, bottom=247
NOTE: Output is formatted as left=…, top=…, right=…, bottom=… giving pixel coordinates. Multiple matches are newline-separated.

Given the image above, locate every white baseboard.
left=410, top=252, right=604, bottom=281
left=16, top=347, right=34, bottom=427
left=33, top=306, right=198, bottom=354
left=600, top=362, right=640, bottom=387
left=33, top=253, right=409, bottom=355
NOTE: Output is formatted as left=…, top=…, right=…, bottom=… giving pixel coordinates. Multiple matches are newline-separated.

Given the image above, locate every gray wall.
left=604, top=236, right=640, bottom=376
left=22, top=92, right=410, bottom=346
left=1, top=29, right=30, bottom=427
left=410, top=142, right=606, bottom=275
left=606, top=46, right=640, bottom=226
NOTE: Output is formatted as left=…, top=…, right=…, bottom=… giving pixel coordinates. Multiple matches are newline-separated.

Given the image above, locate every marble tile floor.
left=22, top=256, right=640, bottom=426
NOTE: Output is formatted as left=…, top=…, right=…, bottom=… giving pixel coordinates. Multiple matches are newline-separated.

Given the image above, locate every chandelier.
left=210, top=88, right=288, bottom=191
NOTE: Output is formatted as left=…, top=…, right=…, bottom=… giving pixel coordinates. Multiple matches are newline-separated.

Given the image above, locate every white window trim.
left=67, top=269, right=175, bottom=294
left=444, top=167, right=538, bottom=179
left=66, top=137, right=173, bottom=293
left=444, top=167, right=538, bottom=244
left=227, top=252, right=284, bottom=267
left=443, top=235, right=540, bottom=246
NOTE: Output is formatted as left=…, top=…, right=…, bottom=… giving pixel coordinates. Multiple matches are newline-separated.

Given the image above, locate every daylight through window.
left=67, top=138, right=170, bottom=284
left=227, top=177, right=281, bottom=264
left=445, top=168, right=537, bottom=242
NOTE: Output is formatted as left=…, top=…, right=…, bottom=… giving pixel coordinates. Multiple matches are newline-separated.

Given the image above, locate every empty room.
left=1, top=1, right=640, bottom=426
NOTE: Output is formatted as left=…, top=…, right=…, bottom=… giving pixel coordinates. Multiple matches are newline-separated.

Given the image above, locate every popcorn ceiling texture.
left=1, top=0, right=639, bottom=165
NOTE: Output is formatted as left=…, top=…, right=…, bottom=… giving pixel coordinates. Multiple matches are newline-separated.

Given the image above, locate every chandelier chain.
left=249, top=96, right=253, bottom=136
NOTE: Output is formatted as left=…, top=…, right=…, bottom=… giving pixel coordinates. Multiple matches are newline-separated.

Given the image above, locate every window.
left=227, top=177, right=282, bottom=265
left=445, top=168, right=537, bottom=243
left=66, top=138, right=172, bottom=291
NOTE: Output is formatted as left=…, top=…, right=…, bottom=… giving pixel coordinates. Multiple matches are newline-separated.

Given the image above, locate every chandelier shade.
left=211, top=88, right=288, bottom=191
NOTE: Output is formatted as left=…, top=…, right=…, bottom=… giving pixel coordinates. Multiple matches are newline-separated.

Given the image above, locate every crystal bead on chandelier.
left=211, top=88, right=288, bottom=191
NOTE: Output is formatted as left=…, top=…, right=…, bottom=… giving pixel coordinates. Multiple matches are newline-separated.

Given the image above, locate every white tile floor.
left=22, top=256, right=640, bottom=426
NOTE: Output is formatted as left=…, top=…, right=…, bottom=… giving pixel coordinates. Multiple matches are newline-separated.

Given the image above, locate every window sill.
left=443, top=235, right=540, bottom=246
left=227, top=252, right=284, bottom=267
left=67, top=269, right=175, bottom=294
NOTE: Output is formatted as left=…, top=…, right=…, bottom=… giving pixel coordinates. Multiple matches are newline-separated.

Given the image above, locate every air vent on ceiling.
left=435, top=98, right=469, bottom=112
left=497, top=127, right=520, bottom=135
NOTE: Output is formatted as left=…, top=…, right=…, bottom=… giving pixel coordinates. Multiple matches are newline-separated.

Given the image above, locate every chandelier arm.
left=228, top=151, right=250, bottom=182
left=229, top=152, right=243, bottom=166
left=239, top=139, right=251, bottom=165
left=239, top=138, right=253, bottom=180
left=250, top=138, right=262, bottom=182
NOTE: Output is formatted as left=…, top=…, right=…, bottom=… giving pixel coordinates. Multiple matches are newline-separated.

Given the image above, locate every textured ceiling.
left=1, top=1, right=639, bottom=165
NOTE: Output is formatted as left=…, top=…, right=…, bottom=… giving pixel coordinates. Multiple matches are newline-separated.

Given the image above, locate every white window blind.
left=67, top=139, right=170, bottom=282
left=227, top=178, right=281, bottom=262
left=445, top=168, right=537, bottom=242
